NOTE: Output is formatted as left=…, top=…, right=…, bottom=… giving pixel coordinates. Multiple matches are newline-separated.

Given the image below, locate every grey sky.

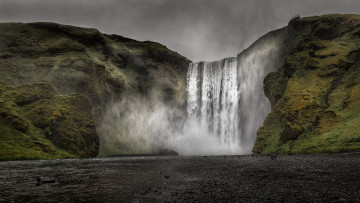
left=1, top=0, right=360, bottom=61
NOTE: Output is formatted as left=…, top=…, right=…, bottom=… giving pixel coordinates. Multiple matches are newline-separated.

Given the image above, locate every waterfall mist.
left=100, top=30, right=285, bottom=156
left=100, top=97, right=237, bottom=155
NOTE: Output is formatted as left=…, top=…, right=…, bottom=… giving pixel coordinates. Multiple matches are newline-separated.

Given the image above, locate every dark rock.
left=309, top=50, right=316, bottom=57
left=280, top=121, right=304, bottom=141
left=156, top=148, right=179, bottom=156
left=347, top=49, right=360, bottom=62
left=305, top=58, right=320, bottom=70
left=36, top=177, right=55, bottom=186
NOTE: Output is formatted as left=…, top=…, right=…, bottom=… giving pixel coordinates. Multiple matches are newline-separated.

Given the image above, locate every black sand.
left=0, top=154, right=359, bottom=202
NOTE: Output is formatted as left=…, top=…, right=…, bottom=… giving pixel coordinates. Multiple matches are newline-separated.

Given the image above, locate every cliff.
left=254, top=14, right=360, bottom=154
left=1, top=14, right=359, bottom=158
left=0, top=22, right=189, bottom=157
left=0, top=82, right=98, bottom=160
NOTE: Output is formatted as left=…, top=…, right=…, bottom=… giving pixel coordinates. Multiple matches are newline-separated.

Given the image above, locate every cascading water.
left=186, top=58, right=240, bottom=152
left=182, top=38, right=281, bottom=154
left=102, top=30, right=283, bottom=156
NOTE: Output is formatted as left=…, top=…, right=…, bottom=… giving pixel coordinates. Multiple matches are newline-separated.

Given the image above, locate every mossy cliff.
left=0, top=22, right=189, bottom=106
left=0, top=22, right=189, bottom=157
left=254, top=14, right=360, bottom=154
left=2, top=15, right=358, bottom=157
left=0, top=82, right=99, bottom=160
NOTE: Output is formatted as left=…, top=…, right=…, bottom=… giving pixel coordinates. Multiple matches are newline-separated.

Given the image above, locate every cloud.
left=1, top=0, right=360, bottom=61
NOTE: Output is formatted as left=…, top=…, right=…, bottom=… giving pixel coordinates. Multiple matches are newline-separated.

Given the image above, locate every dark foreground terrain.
left=1, top=154, right=360, bottom=202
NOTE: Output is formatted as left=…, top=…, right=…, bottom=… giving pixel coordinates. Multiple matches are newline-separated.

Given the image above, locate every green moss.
left=0, top=123, right=76, bottom=161
left=0, top=82, right=99, bottom=160
left=255, top=14, right=360, bottom=155
left=0, top=22, right=190, bottom=157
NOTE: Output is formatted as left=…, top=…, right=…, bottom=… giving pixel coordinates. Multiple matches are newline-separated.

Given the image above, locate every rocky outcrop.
left=0, top=82, right=99, bottom=160
left=0, top=22, right=189, bottom=156
left=254, top=14, right=360, bottom=154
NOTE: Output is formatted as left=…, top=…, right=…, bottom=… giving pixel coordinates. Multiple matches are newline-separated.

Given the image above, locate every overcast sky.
left=1, top=0, right=360, bottom=61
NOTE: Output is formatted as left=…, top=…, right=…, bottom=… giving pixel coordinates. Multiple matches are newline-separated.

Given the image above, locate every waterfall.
left=183, top=39, right=280, bottom=154
left=102, top=30, right=283, bottom=156
left=186, top=58, right=240, bottom=152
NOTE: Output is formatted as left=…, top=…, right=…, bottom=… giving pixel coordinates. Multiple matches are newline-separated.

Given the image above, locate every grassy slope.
left=0, top=82, right=99, bottom=160
left=254, top=14, right=360, bottom=154
left=0, top=22, right=190, bottom=157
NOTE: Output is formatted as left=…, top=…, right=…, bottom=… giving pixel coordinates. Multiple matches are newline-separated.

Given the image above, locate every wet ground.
left=1, top=154, right=360, bottom=202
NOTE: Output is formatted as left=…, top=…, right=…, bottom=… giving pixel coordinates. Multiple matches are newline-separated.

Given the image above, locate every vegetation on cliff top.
left=254, top=14, right=360, bottom=154
left=0, top=82, right=99, bottom=160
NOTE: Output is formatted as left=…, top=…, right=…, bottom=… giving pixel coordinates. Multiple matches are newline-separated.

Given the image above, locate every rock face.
left=2, top=15, right=359, bottom=157
left=0, top=22, right=189, bottom=156
left=254, top=14, right=360, bottom=154
left=0, top=82, right=99, bottom=160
